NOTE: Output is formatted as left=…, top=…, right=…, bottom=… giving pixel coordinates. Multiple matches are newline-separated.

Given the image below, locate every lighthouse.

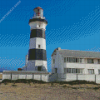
left=27, top=7, right=48, bottom=72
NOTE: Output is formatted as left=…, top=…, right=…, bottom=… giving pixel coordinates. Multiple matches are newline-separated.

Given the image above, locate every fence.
left=2, top=71, right=50, bottom=82
left=2, top=71, right=100, bottom=83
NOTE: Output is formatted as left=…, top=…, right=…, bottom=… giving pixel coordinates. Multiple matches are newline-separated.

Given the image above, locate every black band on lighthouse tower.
left=28, top=49, right=47, bottom=60
left=30, top=29, right=46, bottom=39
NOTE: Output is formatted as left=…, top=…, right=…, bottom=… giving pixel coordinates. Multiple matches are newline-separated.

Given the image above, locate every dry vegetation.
left=0, top=74, right=2, bottom=79
left=0, top=79, right=100, bottom=100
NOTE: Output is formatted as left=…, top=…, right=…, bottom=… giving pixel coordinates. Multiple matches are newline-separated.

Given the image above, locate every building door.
left=38, top=66, right=42, bottom=71
left=55, top=68, right=57, bottom=73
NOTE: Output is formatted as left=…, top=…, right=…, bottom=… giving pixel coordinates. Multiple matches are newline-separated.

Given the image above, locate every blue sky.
left=0, top=0, right=100, bottom=72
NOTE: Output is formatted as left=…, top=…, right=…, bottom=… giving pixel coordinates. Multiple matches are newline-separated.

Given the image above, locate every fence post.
left=11, top=73, right=12, bottom=80
left=95, top=74, right=96, bottom=83
left=41, top=74, right=42, bottom=81
left=26, top=74, right=27, bottom=80
left=76, top=74, right=78, bottom=81
left=32, top=74, right=34, bottom=80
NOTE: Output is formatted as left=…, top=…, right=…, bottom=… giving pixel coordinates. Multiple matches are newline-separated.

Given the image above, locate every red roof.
left=34, top=7, right=43, bottom=10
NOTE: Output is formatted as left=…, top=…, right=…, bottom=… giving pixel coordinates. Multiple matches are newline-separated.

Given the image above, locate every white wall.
left=2, top=71, right=100, bottom=83
left=27, top=60, right=35, bottom=71
left=25, top=55, right=28, bottom=66
left=51, top=50, right=64, bottom=73
left=29, top=21, right=47, bottom=30
left=57, top=73, right=100, bottom=83
left=52, top=51, right=100, bottom=75
left=25, top=60, right=47, bottom=72
left=29, top=38, right=46, bottom=50
left=57, top=51, right=64, bottom=73
left=2, top=71, right=49, bottom=82
left=64, top=63, right=100, bottom=74
left=3, top=74, right=11, bottom=80
left=49, top=73, right=58, bottom=82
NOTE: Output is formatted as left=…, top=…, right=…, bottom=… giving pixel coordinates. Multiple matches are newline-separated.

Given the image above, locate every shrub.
left=12, top=84, right=17, bottom=87
left=51, top=82, right=54, bottom=86
left=2, top=79, right=11, bottom=83
left=62, top=85, right=66, bottom=88
left=4, top=82, right=8, bottom=85
left=57, top=80, right=97, bottom=85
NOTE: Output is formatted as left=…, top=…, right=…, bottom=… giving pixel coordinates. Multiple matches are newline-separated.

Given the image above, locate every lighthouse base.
left=23, top=60, right=47, bottom=72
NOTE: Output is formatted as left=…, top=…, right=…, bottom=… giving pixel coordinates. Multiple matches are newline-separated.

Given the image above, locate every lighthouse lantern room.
left=33, top=7, right=43, bottom=18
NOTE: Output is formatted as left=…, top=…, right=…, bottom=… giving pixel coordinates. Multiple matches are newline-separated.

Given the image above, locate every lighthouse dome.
left=33, top=7, right=43, bottom=18
left=34, top=7, right=43, bottom=10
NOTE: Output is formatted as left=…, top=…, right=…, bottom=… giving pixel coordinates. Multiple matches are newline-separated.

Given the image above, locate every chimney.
left=57, top=47, right=61, bottom=50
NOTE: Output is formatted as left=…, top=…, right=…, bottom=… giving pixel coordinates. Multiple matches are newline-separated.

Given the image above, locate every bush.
left=51, top=82, right=54, bottom=86
left=12, top=84, right=17, bottom=87
left=4, top=82, right=8, bottom=85
left=2, top=79, right=12, bottom=83
left=56, top=80, right=97, bottom=85
left=1, top=79, right=46, bottom=84
left=62, top=85, right=66, bottom=88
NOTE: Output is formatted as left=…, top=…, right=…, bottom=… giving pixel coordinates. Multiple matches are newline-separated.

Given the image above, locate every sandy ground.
left=0, top=74, right=2, bottom=79
left=0, top=82, right=100, bottom=100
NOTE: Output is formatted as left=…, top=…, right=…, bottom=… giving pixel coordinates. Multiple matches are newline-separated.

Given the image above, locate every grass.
left=51, top=82, right=54, bottom=86
left=1, top=79, right=47, bottom=84
left=12, top=84, right=17, bottom=87
left=62, top=85, right=66, bottom=88
left=0, top=74, right=2, bottom=79
left=71, top=87, right=100, bottom=90
left=1, top=79, right=99, bottom=88
left=56, top=80, right=98, bottom=85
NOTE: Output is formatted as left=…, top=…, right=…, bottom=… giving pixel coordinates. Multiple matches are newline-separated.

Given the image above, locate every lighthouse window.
left=38, top=45, right=40, bottom=48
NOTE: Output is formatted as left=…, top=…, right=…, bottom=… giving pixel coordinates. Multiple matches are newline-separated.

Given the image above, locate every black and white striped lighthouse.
left=27, top=7, right=48, bottom=72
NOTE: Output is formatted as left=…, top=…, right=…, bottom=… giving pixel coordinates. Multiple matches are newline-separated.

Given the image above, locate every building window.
left=38, top=45, right=40, bottom=48
left=67, top=57, right=80, bottom=63
left=80, top=58, right=82, bottom=63
left=76, top=58, right=79, bottom=62
left=88, top=69, right=94, bottom=74
left=64, top=57, right=66, bottom=62
left=76, top=69, right=80, bottom=73
left=72, top=68, right=76, bottom=73
left=53, top=59, right=55, bottom=64
left=98, top=59, right=100, bottom=64
left=80, top=69, right=83, bottom=73
left=39, top=25, right=40, bottom=27
left=67, top=57, right=69, bottom=62
left=67, top=68, right=71, bottom=73
left=98, top=69, right=100, bottom=74
left=69, top=57, right=73, bottom=62
left=87, top=59, right=94, bottom=64
left=64, top=68, right=83, bottom=74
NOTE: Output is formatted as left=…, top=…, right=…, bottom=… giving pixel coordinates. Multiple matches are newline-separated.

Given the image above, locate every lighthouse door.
left=38, top=66, right=42, bottom=71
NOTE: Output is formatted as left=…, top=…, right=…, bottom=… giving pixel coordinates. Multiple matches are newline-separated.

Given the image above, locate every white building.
left=51, top=47, right=100, bottom=82
left=51, top=47, right=100, bottom=74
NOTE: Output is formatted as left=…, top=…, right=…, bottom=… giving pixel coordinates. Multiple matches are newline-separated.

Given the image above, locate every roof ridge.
left=60, top=49, right=100, bottom=53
